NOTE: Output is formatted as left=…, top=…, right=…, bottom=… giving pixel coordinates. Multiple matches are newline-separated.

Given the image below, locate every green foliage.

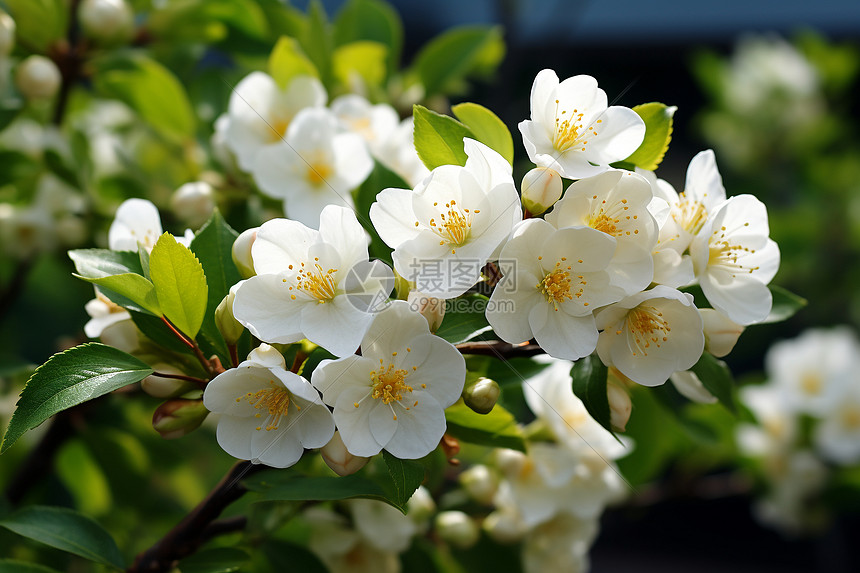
left=354, top=160, right=409, bottom=263
left=413, top=104, right=474, bottom=170
left=0, top=560, right=62, bottom=573
left=624, top=103, right=675, bottom=171
left=690, top=352, right=737, bottom=413
left=268, top=36, right=320, bottom=88
left=762, top=284, right=807, bottom=323
left=436, top=294, right=492, bottom=344
left=332, top=41, right=388, bottom=90
left=411, top=26, right=505, bottom=96
left=178, top=547, right=250, bottom=573
left=5, top=0, right=66, bottom=51
left=444, top=400, right=526, bottom=452
left=149, top=233, right=209, bottom=339
left=0, top=505, right=125, bottom=569
left=1, top=343, right=153, bottom=454
left=69, top=249, right=144, bottom=278
left=451, top=103, right=514, bottom=165
left=570, top=355, right=615, bottom=437
left=382, top=451, right=425, bottom=509
left=334, top=0, right=403, bottom=77
left=302, top=0, right=335, bottom=87
left=249, top=474, right=405, bottom=511
left=75, top=272, right=162, bottom=316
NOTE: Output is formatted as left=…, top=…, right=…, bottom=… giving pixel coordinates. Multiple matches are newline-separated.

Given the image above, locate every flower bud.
left=494, top=448, right=527, bottom=477
left=407, top=290, right=445, bottom=333
left=232, top=227, right=257, bottom=279
left=462, top=375, right=500, bottom=415
left=700, top=308, right=744, bottom=358
left=459, top=464, right=497, bottom=505
left=434, top=511, right=480, bottom=549
left=141, top=365, right=197, bottom=398
left=171, top=181, right=215, bottom=228
left=78, top=0, right=134, bottom=45
left=215, top=288, right=244, bottom=345
left=521, top=167, right=562, bottom=215
left=152, top=398, right=208, bottom=439
left=0, top=11, right=15, bottom=56
left=15, top=55, right=61, bottom=100
left=606, top=379, right=632, bottom=432
left=406, top=485, right=436, bottom=526
left=320, top=431, right=370, bottom=476
left=483, top=510, right=527, bottom=544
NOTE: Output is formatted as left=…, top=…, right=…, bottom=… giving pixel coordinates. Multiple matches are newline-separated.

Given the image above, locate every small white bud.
left=462, top=376, right=500, bottom=415
left=15, top=55, right=61, bottom=100
left=459, top=464, right=497, bottom=505
left=171, top=181, right=215, bottom=228
left=521, top=167, right=563, bottom=215
left=434, top=511, right=480, bottom=549
left=152, top=398, right=208, bottom=439
left=483, top=510, right=527, bottom=544
left=320, top=431, right=370, bottom=476
left=606, top=379, right=632, bottom=432
left=232, top=227, right=257, bottom=279
left=407, top=290, right=445, bottom=333
left=215, top=287, right=244, bottom=345
left=0, top=11, right=15, bottom=56
left=494, top=448, right=527, bottom=477
left=406, top=485, right=436, bottom=525
left=700, top=308, right=744, bottom=358
left=78, top=0, right=134, bottom=44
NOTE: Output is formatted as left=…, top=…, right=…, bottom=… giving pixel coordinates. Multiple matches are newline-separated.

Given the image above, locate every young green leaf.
left=444, top=400, right=526, bottom=452
left=1, top=343, right=154, bottom=454
left=268, top=35, right=319, bottom=88
left=451, top=102, right=514, bottom=165
left=251, top=475, right=397, bottom=508
left=75, top=273, right=161, bottom=316
left=690, top=353, right=736, bottom=413
left=0, top=506, right=124, bottom=569
left=333, top=0, right=403, bottom=77
left=149, top=233, right=209, bottom=339
left=354, top=160, right=408, bottom=264
left=301, top=0, right=333, bottom=86
left=762, top=284, right=807, bottom=323
left=570, top=355, right=615, bottom=437
left=332, top=41, right=388, bottom=89
left=413, top=104, right=474, bottom=170
left=382, top=451, right=425, bottom=510
left=412, top=26, right=504, bottom=96
left=623, top=103, right=676, bottom=171
left=5, top=0, right=67, bottom=52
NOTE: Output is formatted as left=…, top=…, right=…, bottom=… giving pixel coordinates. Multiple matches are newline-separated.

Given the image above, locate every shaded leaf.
left=436, top=294, right=492, bottom=344
left=762, top=284, right=807, bottom=324
left=413, top=104, right=473, bottom=170
left=690, top=352, right=736, bottom=413
left=445, top=400, right=526, bottom=452
left=69, top=249, right=144, bottom=278
left=570, top=355, right=615, bottom=437
left=412, top=26, right=504, bottom=96
left=178, top=547, right=249, bottom=573
left=333, top=0, right=403, bottom=77
left=0, top=559, right=63, bottom=573
left=382, top=451, right=424, bottom=510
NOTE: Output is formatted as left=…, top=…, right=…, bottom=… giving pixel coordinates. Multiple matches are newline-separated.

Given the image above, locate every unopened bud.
left=0, top=11, right=15, bottom=56
left=435, top=511, right=480, bottom=549
left=141, top=365, right=196, bottom=398
left=407, top=290, right=445, bottom=333
left=459, top=464, right=497, bottom=505
left=494, top=448, right=527, bottom=477
left=16, top=56, right=61, bottom=100
left=606, top=379, right=632, bottom=432
left=152, top=398, right=208, bottom=439
left=483, top=510, right=527, bottom=544
left=78, top=0, right=134, bottom=45
left=232, top=227, right=257, bottom=279
left=215, top=287, right=244, bottom=345
left=320, top=431, right=370, bottom=476
left=171, top=181, right=215, bottom=228
left=462, top=375, right=500, bottom=415
left=521, top=167, right=563, bottom=215
left=700, top=308, right=744, bottom=358
left=406, top=485, right=436, bottom=525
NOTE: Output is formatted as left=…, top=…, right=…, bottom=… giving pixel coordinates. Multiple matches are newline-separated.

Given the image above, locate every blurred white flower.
left=522, top=512, right=597, bottom=573
left=171, top=181, right=215, bottom=228
left=0, top=10, right=15, bottom=56
left=330, top=94, right=399, bottom=157
left=375, top=116, right=430, bottom=188
left=78, top=0, right=134, bottom=44
left=15, top=55, right=61, bottom=100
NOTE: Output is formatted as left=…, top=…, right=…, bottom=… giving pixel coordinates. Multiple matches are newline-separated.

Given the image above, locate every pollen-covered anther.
left=430, top=199, right=473, bottom=248
left=674, top=192, right=709, bottom=235
left=538, top=262, right=574, bottom=309
left=370, top=362, right=413, bottom=405
left=241, top=385, right=292, bottom=431
left=626, top=306, right=671, bottom=357
left=295, top=263, right=338, bottom=302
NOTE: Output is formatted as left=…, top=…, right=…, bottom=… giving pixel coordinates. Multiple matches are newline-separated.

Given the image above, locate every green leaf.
left=570, top=355, right=615, bottom=437
left=412, top=26, right=505, bottom=96
left=75, top=273, right=162, bottom=316
left=149, top=233, right=209, bottom=339
left=6, top=0, right=67, bottom=52
left=436, top=294, right=492, bottom=344
left=451, top=102, right=514, bottom=165
left=190, top=210, right=241, bottom=361
left=178, top=547, right=250, bottom=573
left=354, top=160, right=407, bottom=264
left=413, top=104, right=474, bottom=170
left=268, top=35, right=319, bottom=88
left=332, top=41, right=388, bottom=89
left=250, top=475, right=398, bottom=508
left=690, top=353, right=736, bottom=413
left=301, top=0, right=334, bottom=86
left=762, top=284, right=807, bottom=323
left=0, top=559, right=63, bottom=573
left=333, top=0, right=403, bottom=78
left=1, top=343, right=153, bottom=454
left=623, top=103, right=676, bottom=171
left=94, top=56, right=196, bottom=141
left=56, top=440, right=112, bottom=516
left=445, top=400, right=526, bottom=452
left=382, top=451, right=425, bottom=510
left=0, top=506, right=124, bottom=569
left=69, top=249, right=145, bottom=278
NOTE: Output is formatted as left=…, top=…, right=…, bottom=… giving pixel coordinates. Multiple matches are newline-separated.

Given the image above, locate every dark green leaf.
left=445, top=400, right=526, bottom=452
left=451, top=102, right=514, bottom=165
left=570, top=355, right=615, bottom=437
left=690, top=352, right=736, bottom=413
left=130, top=311, right=192, bottom=355
left=762, top=284, right=807, bottom=323
left=1, top=343, right=153, bottom=453
left=334, top=0, right=403, bottom=78
left=413, top=104, right=473, bottom=170
left=0, top=559, right=63, bottom=573
left=149, top=233, right=208, bottom=339
left=412, top=26, right=505, bottom=96
left=624, top=102, right=676, bottom=171
left=251, top=475, right=397, bottom=508
left=382, top=451, right=424, bottom=510
left=301, top=0, right=333, bottom=87
left=178, top=547, right=250, bottom=573
left=0, top=506, right=124, bottom=569
left=261, top=540, right=327, bottom=573
left=354, top=160, right=407, bottom=264
left=436, top=294, right=492, bottom=344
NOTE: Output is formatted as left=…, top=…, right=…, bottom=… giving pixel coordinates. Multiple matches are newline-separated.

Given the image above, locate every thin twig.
left=455, top=340, right=544, bottom=359
left=160, top=316, right=216, bottom=378
left=150, top=371, right=208, bottom=389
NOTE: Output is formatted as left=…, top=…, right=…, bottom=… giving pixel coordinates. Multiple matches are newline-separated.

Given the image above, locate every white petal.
left=108, top=198, right=163, bottom=251
left=362, top=300, right=429, bottom=359
left=318, top=205, right=369, bottom=268
left=370, top=187, right=422, bottom=247
left=530, top=304, right=599, bottom=361
left=301, top=296, right=373, bottom=357
left=383, top=392, right=446, bottom=459
left=486, top=271, right=542, bottom=344
left=233, top=274, right=306, bottom=343
left=216, top=415, right=255, bottom=461
left=585, top=105, right=646, bottom=165
left=685, top=149, right=726, bottom=206
left=311, top=355, right=377, bottom=406
left=334, top=386, right=385, bottom=457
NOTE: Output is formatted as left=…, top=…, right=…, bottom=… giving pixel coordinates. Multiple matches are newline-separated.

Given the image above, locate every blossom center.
left=428, top=199, right=474, bottom=253
left=800, top=372, right=822, bottom=395
left=674, top=193, right=708, bottom=235
left=625, top=305, right=670, bottom=357
left=239, top=384, right=291, bottom=431
left=97, top=292, right=127, bottom=314
left=841, top=407, right=860, bottom=430
left=306, top=162, right=333, bottom=187
left=295, top=261, right=338, bottom=303
left=268, top=117, right=290, bottom=142
left=552, top=101, right=598, bottom=153
left=708, top=227, right=759, bottom=277
left=370, top=362, right=412, bottom=405
left=587, top=197, right=634, bottom=238
left=537, top=260, right=587, bottom=311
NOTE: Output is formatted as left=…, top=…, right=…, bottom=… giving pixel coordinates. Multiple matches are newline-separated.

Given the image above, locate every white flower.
left=305, top=507, right=402, bottom=573
left=669, top=371, right=717, bottom=404
left=202, top=344, right=335, bottom=468
left=637, top=169, right=694, bottom=288
left=518, top=69, right=645, bottom=179
left=522, top=513, right=597, bottom=573
left=311, top=301, right=465, bottom=459
left=171, top=181, right=215, bottom=228
left=370, top=138, right=521, bottom=298
left=736, top=383, right=796, bottom=458
left=349, top=498, right=417, bottom=553
left=375, top=116, right=430, bottom=188
left=545, top=170, right=658, bottom=295
left=108, top=198, right=192, bottom=252
left=330, top=94, right=399, bottom=157
left=814, top=379, right=860, bottom=464
left=224, top=71, right=326, bottom=172
left=252, top=107, right=373, bottom=227
left=595, top=286, right=704, bottom=387
left=752, top=450, right=827, bottom=535
left=487, top=219, right=627, bottom=361
left=233, top=205, right=393, bottom=357
left=84, top=291, right=132, bottom=339
left=700, top=307, right=744, bottom=357
left=689, top=194, right=780, bottom=325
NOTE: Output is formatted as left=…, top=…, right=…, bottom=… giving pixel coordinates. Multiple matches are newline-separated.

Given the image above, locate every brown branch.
left=160, top=316, right=218, bottom=378
left=50, top=0, right=84, bottom=126
left=150, top=371, right=208, bottom=389
left=199, top=515, right=248, bottom=544
left=455, top=340, right=544, bottom=359
left=129, top=461, right=264, bottom=573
